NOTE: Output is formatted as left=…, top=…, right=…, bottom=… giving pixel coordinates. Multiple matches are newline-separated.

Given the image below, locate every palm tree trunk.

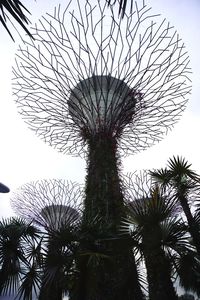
left=143, top=226, right=179, bottom=300
left=179, top=195, right=200, bottom=255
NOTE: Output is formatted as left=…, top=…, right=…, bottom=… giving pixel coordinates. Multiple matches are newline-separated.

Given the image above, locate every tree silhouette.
left=150, top=156, right=200, bottom=256
left=0, top=217, right=40, bottom=298
left=122, top=171, right=199, bottom=300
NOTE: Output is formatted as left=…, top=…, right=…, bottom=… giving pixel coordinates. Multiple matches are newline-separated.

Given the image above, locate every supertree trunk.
left=84, top=135, right=124, bottom=228
left=79, top=135, right=144, bottom=300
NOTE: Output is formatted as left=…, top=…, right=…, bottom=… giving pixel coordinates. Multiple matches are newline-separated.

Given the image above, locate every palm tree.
left=125, top=188, right=177, bottom=299
left=0, top=217, right=40, bottom=298
left=0, top=214, right=144, bottom=300
left=122, top=172, right=198, bottom=300
left=150, top=156, right=200, bottom=255
left=38, top=223, right=80, bottom=300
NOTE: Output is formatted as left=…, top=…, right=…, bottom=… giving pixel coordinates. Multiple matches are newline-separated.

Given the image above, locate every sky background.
left=0, top=0, right=200, bottom=219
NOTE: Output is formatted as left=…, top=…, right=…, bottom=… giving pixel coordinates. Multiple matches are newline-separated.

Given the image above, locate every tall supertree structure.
left=12, top=1, right=191, bottom=299
left=12, top=0, right=191, bottom=227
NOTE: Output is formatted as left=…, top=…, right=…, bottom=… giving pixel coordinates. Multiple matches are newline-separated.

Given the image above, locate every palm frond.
left=127, top=188, right=177, bottom=226
left=160, top=218, right=193, bottom=254
left=0, top=270, right=20, bottom=296
left=168, top=156, right=200, bottom=182
left=106, top=0, right=133, bottom=17
left=0, top=0, right=33, bottom=41
left=175, top=251, right=200, bottom=297
left=16, top=264, right=41, bottom=300
left=149, top=168, right=171, bottom=186
left=0, top=217, right=41, bottom=296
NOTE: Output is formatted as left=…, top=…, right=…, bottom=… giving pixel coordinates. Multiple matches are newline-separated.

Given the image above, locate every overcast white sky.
left=0, top=0, right=199, bottom=219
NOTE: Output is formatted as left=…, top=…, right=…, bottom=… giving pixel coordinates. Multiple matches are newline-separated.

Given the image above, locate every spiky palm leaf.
left=1, top=0, right=132, bottom=41
left=150, top=168, right=171, bottom=186
left=174, top=251, right=200, bottom=297
left=160, top=218, right=193, bottom=255
left=0, top=217, right=40, bottom=297
left=16, top=264, right=41, bottom=300
left=167, top=156, right=199, bottom=181
left=150, top=156, right=200, bottom=256
left=125, top=192, right=190, bottom=257
left=106, top=0, right=133, bottom=17
left=127, top=185, right=178, bottom=226
left=0, top=0, right=34, bottom=41
left=150, top=156, right=200, bottom=188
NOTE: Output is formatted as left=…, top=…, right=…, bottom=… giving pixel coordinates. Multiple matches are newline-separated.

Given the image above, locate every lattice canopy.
left=13, top=0, right=191, bottom=156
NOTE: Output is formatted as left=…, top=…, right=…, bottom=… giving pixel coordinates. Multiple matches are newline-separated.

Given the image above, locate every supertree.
left=11, top=0, right=191, bottom=299
left=12, top=0, right=191, bottom=223
left=10, top=179, right=83, bottom=300
left=11, top=179, right=82, bottom=231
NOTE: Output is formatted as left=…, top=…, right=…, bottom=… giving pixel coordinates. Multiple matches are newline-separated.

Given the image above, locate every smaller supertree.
left=10, top=179, right=84, bottom=300
left=11, top=179, right=83, bottom=231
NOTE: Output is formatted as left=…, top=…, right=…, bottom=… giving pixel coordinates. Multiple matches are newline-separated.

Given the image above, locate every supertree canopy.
left=12, top=0, right=191, bottom=156
left=11, top=179, right=83, bottom=231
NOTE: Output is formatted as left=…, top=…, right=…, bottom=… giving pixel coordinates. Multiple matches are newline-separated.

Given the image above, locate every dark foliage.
left=0, top=0, right=33, bottom=41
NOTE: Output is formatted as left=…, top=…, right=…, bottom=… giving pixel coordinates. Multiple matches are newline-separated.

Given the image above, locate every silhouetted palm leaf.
left=151, top=156, right=200, bottom=186
left=150, top=156, right=200, bottom=256
left=127, top=185, right=178, bottom=226
left=0, top=217, right=40, bottom=297
left=174, top=251, right=200, bottom=297
left=16, top=264, right=41, bottom=300
left=0, top=0, right=33, bottom=41
left=160, top=218, right=192, bottom=255
left=107, top=0, right=133, bottom=17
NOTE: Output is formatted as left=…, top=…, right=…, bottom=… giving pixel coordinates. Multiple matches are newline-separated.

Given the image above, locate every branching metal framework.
left=12, top=0, right=191, bottom=156
left=11, top=179, right=83, bottom=230
left=122, top=171, right=178, bottom=209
